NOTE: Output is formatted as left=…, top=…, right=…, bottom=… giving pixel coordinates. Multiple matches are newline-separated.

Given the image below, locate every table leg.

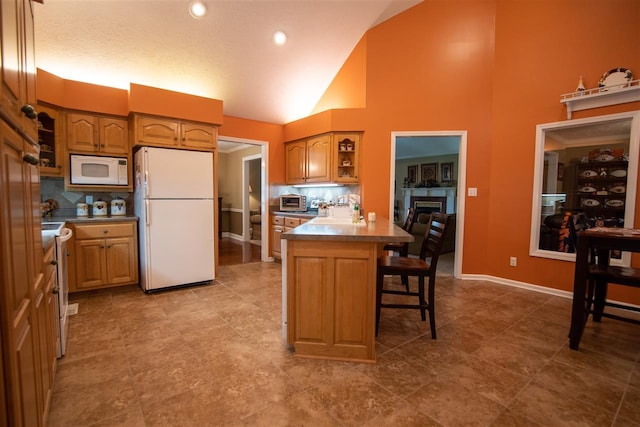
left=569, top=235, right=590, bottom=350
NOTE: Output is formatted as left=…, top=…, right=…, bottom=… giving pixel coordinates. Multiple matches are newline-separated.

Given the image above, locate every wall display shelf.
left=568, top=160, right=628, bottom=223
left=560, top=80, right=640, bottom=119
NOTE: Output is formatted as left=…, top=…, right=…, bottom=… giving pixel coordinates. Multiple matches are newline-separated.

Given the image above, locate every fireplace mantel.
left=401, top=188, right=456, bottom=214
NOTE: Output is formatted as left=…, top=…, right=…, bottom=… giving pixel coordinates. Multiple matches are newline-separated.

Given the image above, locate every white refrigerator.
left=134, top=146, right=215, bottom=292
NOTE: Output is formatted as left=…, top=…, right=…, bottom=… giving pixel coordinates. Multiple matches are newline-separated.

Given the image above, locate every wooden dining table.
left=569, top=227, right=640, bottom=350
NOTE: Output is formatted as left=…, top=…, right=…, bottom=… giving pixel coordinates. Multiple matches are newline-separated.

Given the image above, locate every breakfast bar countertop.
left=281, top=217, right=413, bottom=243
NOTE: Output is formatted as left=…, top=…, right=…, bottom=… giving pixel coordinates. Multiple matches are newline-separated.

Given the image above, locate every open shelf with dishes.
left=334, top=133, right=360, bottom=183
left=568, top=159, right=628, bottom=223
left=37, top=106, right=63, bottom=176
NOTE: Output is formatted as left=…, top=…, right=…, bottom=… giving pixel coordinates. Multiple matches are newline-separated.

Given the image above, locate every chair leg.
left=593, top=280, right=607, bottom=322
left=375, top=269, right=384, bottom=336
left=401, top=275, right=409, bottom=292
left=418, top=276, right=426, bottom=321
left=586, top=278, right=596, bottom=319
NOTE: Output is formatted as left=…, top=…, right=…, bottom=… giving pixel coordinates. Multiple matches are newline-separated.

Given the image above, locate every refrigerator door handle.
left=143, top=149, right=150, bottom=198
left=145, top=200, right=150, bottom=225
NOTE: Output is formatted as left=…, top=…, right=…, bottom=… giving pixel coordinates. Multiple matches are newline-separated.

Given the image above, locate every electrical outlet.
left=509, top=256, right=517, bottom=267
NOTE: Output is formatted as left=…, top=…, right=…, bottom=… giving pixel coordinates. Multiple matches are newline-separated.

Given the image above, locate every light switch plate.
left=468, top=188, right=478, bottom=197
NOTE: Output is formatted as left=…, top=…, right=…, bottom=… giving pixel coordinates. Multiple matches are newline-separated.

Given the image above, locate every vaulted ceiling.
left=33, top=0, right=421, bottom=125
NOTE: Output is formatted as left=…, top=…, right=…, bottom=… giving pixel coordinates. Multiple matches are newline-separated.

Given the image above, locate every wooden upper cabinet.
left=305, top=134, right=332, bottom=183
left=0, top=0, right=37, bottom=140
left=134, top=116, right=180, bottom=147
left=285, top=132, right=362, bottom=184
left=100, top=118, right=129, bottom=154
left=133, top=115, right=216, bottom=151
left=285, top=140, right=307, bottom=184
left=66, top=112, right=129, bottom=155
left=181, top=122, right=216, bottom=149
left=285, top=134, right=331, bottom=184
left=333, top=132, right=361, bottom=184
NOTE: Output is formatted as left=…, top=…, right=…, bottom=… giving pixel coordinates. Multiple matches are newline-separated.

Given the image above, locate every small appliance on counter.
left=279, top=194, right=307, bottom=212
left=93, top=200, right=108, bottom=217
left=110, top=198, right=126, bottom=216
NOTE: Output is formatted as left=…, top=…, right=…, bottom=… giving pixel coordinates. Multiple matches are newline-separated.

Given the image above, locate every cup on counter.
left=77, top=203, right=89, bottom=217
left=367, top=212, right=376, bottom=222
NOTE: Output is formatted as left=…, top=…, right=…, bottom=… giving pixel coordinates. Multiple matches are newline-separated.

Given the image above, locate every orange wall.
left=312, top=36, right=368, bottom=114
left=294, top=0, right=640, bottom=303
left=129, top=83, right=223, bottom=125
left=218, top=116, right=285, bottom=183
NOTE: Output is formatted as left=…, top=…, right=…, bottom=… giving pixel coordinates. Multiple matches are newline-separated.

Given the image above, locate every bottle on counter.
left=352, top=203, right=360, bottom=224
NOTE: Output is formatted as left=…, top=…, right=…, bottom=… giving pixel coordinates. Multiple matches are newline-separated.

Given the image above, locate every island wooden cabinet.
left=132, top=114, right=217, bottom=151
left=69, top=221, right=139, bottom=292
left=66, top=112, right=129, bottom=155
left=286, top=240, right=377, bottom=362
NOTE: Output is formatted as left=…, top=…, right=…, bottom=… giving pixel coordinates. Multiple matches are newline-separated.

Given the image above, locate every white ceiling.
left=33, top=0, right=421, bottom=125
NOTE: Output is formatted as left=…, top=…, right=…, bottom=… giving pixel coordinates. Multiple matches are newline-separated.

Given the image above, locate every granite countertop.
left=282, top=217, right=413, bottom=243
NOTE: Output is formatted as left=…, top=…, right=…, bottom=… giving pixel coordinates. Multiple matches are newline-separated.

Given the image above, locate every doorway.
left=217, top=135, right=270, bottom=263
left=389, top=131, right=467, bottom=278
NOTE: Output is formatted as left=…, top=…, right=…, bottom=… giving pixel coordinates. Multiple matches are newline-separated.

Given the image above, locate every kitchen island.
left=281, top=216, right=412, bottom=363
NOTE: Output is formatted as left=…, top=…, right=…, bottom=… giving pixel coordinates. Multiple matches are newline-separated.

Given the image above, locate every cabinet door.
left=67, top=113, right=98, bottom=152
left=1, top=0, right=37, bottom=138
left=305, top=134, right=331, bottom=183
left=272, top=225, right=283, bottom=257
left=285, top=140, right=306, bottom=184
left=135, top=116, right=179, bottom=147
left=99, top=117, right=129, bottom=154
left=105, top=236, right=138, bottom=285
left=181, top=122, right=216, bottom=149
left=75, top=239, right=107, bottom=289
left=0, top=121, right=40, bottom=426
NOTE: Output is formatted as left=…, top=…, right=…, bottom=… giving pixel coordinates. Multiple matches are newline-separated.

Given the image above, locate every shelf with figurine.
left=560, top=68, right=640, bottom=119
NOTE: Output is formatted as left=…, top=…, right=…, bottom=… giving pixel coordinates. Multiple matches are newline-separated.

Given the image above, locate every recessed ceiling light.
left=189, top=1, right=207, bottom=19
left=273, top=31, right=287, bottom=46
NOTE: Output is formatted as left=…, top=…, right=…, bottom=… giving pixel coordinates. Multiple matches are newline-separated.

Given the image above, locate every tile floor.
left=48, top=257, right=640, bottom=426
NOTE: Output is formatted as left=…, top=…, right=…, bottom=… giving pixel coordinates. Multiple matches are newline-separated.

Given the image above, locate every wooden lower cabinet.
left=70, top=221, right=139, bottom=291
left=286, top=240, right=377, bottom=362
left=271, top=215, right=310, bottom=259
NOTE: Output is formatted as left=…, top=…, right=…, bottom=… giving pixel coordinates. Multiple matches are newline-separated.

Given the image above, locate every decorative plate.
left=595, top=154, right=615, bottom=162
left=610, top=169, right=627, bottom=178
left=578, top=185, right=597, bottom=193
left=608, top=185, right=626, bottom=194
left=579, top=170, right=598, bottom=178
left=598, top=67, right=633, bottom=91
left=605, top=199, right=624, bottom=207
left=581, top=199, right=600, bottom=207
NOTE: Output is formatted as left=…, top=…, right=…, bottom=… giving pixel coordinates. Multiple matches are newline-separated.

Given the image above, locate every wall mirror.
left=530, top=111, right=640, bottom=265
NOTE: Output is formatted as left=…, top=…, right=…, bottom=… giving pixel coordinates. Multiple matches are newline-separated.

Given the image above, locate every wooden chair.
left=376, top=212, right=449, bottom=338
left=383, top=207, right=415, bottom=256
left=569, top=215, right=640, bottom=325
left=383, top=207, right=416, bottom=292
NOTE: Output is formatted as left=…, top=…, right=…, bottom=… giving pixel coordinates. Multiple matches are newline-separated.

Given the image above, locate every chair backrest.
left=402, top=207, right=416, bottom=233
left=419, top=212, right=449, bottom=270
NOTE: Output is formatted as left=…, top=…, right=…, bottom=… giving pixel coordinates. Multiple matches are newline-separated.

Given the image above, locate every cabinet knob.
left=103, top=230, right=108, bottom=234
left=23, top=153, right=39, bottom=165
left=94, top=144, right=98, bottom=148
left=107, top=245, right=112, bottom=249
left=52, top=286, right=59, bottom=295
left=100, top=245, right=105, bottom=249
left=20, top=104, right=37, bottom=119
left=50, top=260, right=57, bottom=266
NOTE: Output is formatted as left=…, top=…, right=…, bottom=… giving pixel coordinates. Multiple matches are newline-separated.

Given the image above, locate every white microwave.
left=69, top=154, right=128, bottom=186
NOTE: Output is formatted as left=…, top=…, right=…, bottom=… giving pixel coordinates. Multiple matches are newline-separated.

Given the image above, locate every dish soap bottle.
left=352, top=203, right=360, bottom=224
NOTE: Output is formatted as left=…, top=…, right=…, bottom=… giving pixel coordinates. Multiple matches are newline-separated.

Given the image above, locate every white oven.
left=70, top=154, right=128, bottom=186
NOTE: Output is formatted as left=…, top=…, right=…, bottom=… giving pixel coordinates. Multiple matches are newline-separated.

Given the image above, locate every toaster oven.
left=279, top=194, right=307, bottom=211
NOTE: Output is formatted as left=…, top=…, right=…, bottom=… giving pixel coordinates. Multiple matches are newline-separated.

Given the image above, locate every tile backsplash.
left=41, top=177, right=133, bottom=219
